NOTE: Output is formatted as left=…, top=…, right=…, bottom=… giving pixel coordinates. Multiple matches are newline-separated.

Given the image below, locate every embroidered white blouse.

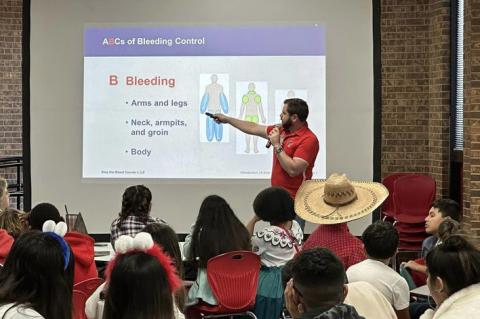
left=252, top=220, right=303, bottom=267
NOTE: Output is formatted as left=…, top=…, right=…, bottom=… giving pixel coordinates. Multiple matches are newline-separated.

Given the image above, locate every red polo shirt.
left=266, top=123, right=319, bottom=198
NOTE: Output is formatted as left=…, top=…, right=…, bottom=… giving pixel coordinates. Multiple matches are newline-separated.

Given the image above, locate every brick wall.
left=381, top=0, right=451, bottom=198
left=463, top=0, right=480, bottom=246
left=0, top=0, right=22, bottom=157
left=0, top=0, right=23, bottom=208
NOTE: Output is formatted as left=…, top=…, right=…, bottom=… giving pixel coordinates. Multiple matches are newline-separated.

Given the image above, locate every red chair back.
left=393, top=174, right=436, bottom=224
left=74, top=277, right=104, bottom=298
left=382, top=173, right=411, bottom=219
left=72, top=290, right=88, bottom=319
left=207, top=251, right=260, bottom=311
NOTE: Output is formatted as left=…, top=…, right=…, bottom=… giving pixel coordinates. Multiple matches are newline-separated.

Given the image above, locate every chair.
left=395, top=222, right=426, bottom=234
left=393, top=174, right=436, bottom=224
left=73, top=290, right=88, bottom=319
left=74, top=277, right=104, bottom=298
left=66, top=212, right=88, bottom=234
left=188, top=251, right=260, bottom=319
left=381, top=173, right=411, bottom=221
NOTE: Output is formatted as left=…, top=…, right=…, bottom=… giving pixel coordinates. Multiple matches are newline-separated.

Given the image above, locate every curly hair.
left=119, top=185, right=152, bottom=220
left=253, top=187, right=296, bottom=225
left=0, top=208, right=28, bottom=239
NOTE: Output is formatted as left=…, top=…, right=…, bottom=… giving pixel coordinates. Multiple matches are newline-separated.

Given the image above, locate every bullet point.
left=125, top=150, right=128, bottom=153
left=126, top=101, right=128, bottom=104
left=125, top=120, right=128, bottom=124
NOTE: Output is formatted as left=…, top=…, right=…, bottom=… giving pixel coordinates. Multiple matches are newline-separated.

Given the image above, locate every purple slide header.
left=84, top=26, right=325, bottom=57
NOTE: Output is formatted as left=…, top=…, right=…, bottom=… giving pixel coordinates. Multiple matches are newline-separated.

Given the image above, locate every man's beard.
left=282, top=118, right=292, bottom=130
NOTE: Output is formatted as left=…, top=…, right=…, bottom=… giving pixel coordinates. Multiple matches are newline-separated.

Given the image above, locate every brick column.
left=381, top=0, right=451, bottom=198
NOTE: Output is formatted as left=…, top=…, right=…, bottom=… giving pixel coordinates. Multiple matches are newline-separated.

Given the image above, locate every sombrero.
left=295, top=173, right=389, bottom=224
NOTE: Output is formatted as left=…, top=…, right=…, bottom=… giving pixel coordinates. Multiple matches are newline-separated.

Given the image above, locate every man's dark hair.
left=284, top=98, right=309, bottom=122
left=253, top=187, right=296, bottom=225
left=292, top=248, right=346, bottom=308
left=362, top=221, right=399, bottom=259
left=432, top=199, right=461, bottom=222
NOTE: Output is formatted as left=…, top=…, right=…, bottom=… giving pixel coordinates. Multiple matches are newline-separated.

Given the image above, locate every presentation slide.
left=83, top=26, right=326, bottom=179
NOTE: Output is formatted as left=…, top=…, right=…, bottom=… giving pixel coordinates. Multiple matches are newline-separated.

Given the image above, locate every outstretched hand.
left=214, top=113, right=228, bottom=124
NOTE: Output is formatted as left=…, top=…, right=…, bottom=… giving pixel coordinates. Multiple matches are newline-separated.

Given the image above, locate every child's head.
left=291, top=248, right=346, bottom=311
left=120, top=185, right=152, bottom=219
left=426, top=235, right=480, bottom=306
left=362, top=221, right=399, bottom=260
left=28, top=203, right=64, bottom=230
left=0, top=230, right=73, bottom=319
left=253, top=186, right=296, bottom=225
left=0, top=208, right=28, bottom=239
left=0, top=178, right=8, bottom=211
left=142, top=223, right=183, bottom=277
left=437, top=217, right=460, bottom=243
left=104, top=233, right=181, bottom=319
left=191, top=195, right=251, bottom=267
left=425, top=199, right=461, bottom=235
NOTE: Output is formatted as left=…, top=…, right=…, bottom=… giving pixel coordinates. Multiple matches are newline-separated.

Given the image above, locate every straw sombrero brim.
left=295, top=179, right=389, bottom=224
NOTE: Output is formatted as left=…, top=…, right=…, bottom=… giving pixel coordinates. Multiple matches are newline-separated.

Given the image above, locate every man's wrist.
left=274, top=144, right=283, bottom=155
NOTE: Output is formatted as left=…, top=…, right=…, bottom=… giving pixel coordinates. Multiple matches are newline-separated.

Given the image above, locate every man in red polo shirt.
left=215, top=98, right=319, bottom=223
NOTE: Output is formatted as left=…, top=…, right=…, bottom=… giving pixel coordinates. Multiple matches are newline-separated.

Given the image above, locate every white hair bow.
left=114, top=232, right=154, bottom=254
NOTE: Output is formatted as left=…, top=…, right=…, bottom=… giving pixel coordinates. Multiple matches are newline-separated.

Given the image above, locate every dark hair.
left=282, top=259, right=295, bottom=289
left=426, top=235, right=480, bottom=296
left=292, top=248, right=346, bottom=308
left=142, top=223, right=183, bottom=278
left=0, top=231, right=73, bottom=319
left=0, top=208, right=27, bottom=239
left=142, top=223, right=186, bottom=312
left=284, top=98, right=309, bottom=122
left=120, top=185, right=152, bottom=220
left=190, top=195, right=251, bottom=268
left=28, top=203, right=64, bottom=230
left=432, top=199, right=461, bottom=222
left=103, top=252, right=174, bottom=319
left=362, top=221, right=399, bottom=259
left=253, top=187, right=296, bottom=224
left=437, top=217, right=460, bottom=243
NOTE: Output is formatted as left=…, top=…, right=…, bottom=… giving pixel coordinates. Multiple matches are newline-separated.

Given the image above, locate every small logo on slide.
left=102, top=37, right=124, bottom=46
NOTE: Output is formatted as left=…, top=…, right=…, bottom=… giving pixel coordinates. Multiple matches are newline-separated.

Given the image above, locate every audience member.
left=420, top=235, right=480, bottom=319
left=347, top=221, right=410, bottom=319
left=28, top=203, right=64, bottom=229
left=85, top=223, right=186, bottom=319
left=344, top=282, right=397, bottom=319
left=404, top=199, right=461, bottom=282
left=282, top=258, right=396, bottom=319
left=297, top=173, right=388, bottom=268
left=0, top=178, right=9, bottom=212
left=110, top=185, right=164, bottom=245
left=0, top=208, right=28, bottom=239
left=28, top=202, right=98, bottom=284
left=246, top=186, right=303, bottom=319
left=102, top=233, right=182, bottom=319
left=284, top=248, right=364, bottom=319
left=0, top=223, right=74, bottom=319
left=0, top=229, right=13, bottom=266
left=407, top=217, right=461, bottom=319
left=183, top=195, right=251, bottom=307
